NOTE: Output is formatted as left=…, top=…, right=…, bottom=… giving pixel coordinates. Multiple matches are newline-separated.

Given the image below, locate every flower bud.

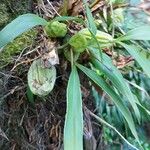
left=44, top=21, right=67, bottom=38
left=69, top=33, right=88, bottom=53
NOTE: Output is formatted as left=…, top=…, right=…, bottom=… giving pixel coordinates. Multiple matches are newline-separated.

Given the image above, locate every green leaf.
left=83, top=0, right=97, bottom=34
left=119, top=25, right=150, bottom=41
left=0, top=13, right=47, bottom=48
left=90, top=47, right=141, bottom=122
left=54, top=16, right=84, bottom=23
left=133, top=95, right=150, bottom=116
left=90, top=112, right=139, bottom=150
left=120, top=43, right=150, bottom=78
left=77, top=64, right=139, bottom=144
left=89, top=31, right=103, bottom=59
left=27, top=85, right=34, bottom=103
left=82, top=0, right=103, bottom=59
left=64, top=66, right=83, bottom=150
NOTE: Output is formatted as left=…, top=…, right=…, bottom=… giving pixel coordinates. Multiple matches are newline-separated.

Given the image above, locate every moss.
left=5, top=0, right=31, bottom=15
left=0, top=29, right=38, bottom=68
left=0, top=0, right=36, bottom=68
left=0, top=0, right=32, bottom=28
left=0, top=3, right=11, bottom=28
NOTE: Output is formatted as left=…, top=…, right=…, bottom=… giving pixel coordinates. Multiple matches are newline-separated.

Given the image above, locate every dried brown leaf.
left=90, top=0, right=105, bottom=13
left=59, top=0, right=83, bottom=16
left=41, top=39, right=59, bottom=68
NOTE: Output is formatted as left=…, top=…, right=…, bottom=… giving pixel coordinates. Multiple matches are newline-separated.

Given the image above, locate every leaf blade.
left=83, top=0, right=97, bottom=34
left=119, top=25, right=150, bottom=41
left=0, top=13, right=47, bottom=48
left=90, top=48, right=141, bottom=122
left=120, top=43, right=150, bottom=78
left=64, top=66, right=83, bottom=150
left=54, top=16, right=84, bottom=23
left=77, top=64, right=139, bottom=143
left=90, top=112, right=139, bottom=150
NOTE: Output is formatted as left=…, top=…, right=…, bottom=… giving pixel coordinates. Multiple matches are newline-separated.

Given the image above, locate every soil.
left=0, top=55, right=102, bottom=150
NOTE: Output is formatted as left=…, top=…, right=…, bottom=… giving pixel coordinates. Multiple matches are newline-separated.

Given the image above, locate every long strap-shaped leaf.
left=119, top=25, right=150, bottom=41
left=90, top=48, right=140, bottom=122
left=120, top=43, right=150, bottom=78
left=82, top=0, right=97, bottom=34
left=76, top=64, right=140, bottom=145
left=64, top=66, right=83, bottom=150
left=0, top=13, right=47, bottom=48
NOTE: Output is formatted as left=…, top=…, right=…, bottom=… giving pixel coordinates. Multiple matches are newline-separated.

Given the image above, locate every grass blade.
left=77, top=64, right=140, bottom=145
left=64, top=66, right=83, bottom=150
left=82, top=0, right=103, bottom=59
left=83, top=0, right=97, bottom=34
left=120, top=43, right=150, bottom=78
left=0, top=13, right=47, bottom=48
left=90, top=47, right=141, bottom=122
left=119, top=25, right=150, bottom=41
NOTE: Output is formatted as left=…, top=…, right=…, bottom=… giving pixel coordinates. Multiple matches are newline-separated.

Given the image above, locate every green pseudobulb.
left=28, top=59, right=56, bottom=96
left=79, top=28, right=113, bottom=43
left=69, top=33, right=88, bottom=53
left=44, top=21, right=67, bottom=38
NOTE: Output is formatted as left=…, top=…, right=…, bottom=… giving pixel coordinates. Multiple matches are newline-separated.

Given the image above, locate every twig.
left=23, top=46, right=40, bottom=56
left=46, top=0, right=61, bottom=16
left=0, top=127, right=9, bottom=141
left=19, top=105, right=28, bottom=126
left=11, top=56, right=41, bottom=71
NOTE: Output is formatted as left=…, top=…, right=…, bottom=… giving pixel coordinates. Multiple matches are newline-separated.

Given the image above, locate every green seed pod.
left=28, top=59, right=56, bottom=96
left=44, top=21, right=67, bottom=38
left=79, top=28, right=113, bottom=44
left=69, top=33, right=88, bottom=53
